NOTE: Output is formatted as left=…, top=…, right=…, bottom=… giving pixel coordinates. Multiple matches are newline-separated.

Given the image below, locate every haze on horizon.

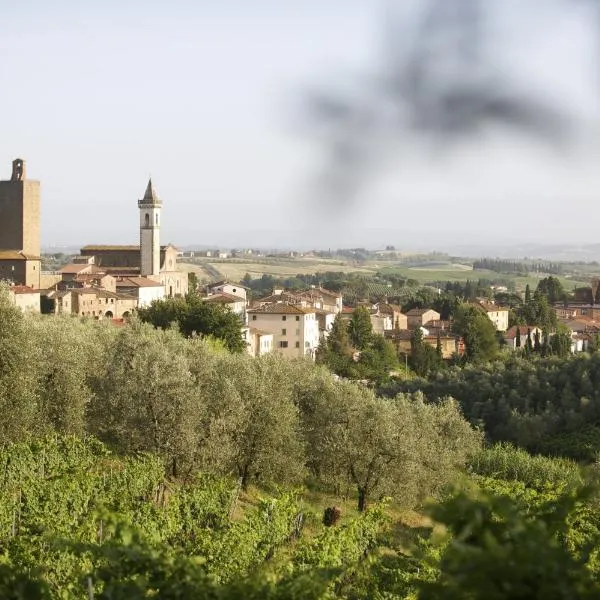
left=2, top=0, right=600, bottom=252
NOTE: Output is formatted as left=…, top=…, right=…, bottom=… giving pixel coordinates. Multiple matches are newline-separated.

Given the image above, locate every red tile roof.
left=247, top=303, right=314, bottom=315
left=204, top=292, right=246, bottom=303
left=116, top=276, right=163, bottom=288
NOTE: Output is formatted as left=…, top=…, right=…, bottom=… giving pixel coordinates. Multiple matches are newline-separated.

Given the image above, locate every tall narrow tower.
left=0, top=158, right=40, bottom=257
left=138, top=178, right=161, bottom=278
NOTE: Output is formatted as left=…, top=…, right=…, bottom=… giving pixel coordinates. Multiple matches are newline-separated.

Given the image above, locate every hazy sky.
left=2, top=0, right=600, bottom=250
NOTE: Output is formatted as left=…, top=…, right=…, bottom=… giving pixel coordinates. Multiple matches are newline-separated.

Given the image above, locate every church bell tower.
left=138, top=178, right=161, bottom=278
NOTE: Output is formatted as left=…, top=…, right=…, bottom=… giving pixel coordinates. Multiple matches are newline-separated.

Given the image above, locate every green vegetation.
left=137, top=293, right=245, bottom=353
left=5, top=280, right=600, bottom=597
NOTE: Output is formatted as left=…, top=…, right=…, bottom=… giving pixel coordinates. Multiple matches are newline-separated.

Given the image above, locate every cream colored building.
left=474, top=301, right=510, bottom=332
left=8, top=285, right=40, bottom=312
left=247, top=303, right=320, bottom=359
left=406, top=308, right=442, bottom=329
left=243, top=327, right=274, bottom=357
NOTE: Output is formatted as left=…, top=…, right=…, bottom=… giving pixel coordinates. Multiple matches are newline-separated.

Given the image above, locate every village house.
left=504, top=326, right=544, bottom=350
left=473, top=301, right=510, bottom=332
left=375, top=302, right=408, bottom=330
left=8, top=285, right=40, bottom=313
left=246, top=303, right=320, bottom=359
left=242, top=327, right=274, bottom=357
left=203, top=291, right=247, bottom=322
left=406, top=308, right=442, bottom=329
left=115, top=277, right=165, bottom=307
left=384, top=327, right=463, bottom=359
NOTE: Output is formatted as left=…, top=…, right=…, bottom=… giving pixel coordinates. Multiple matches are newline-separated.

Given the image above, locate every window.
left=252, top=315, right=257, bottom=321
left=296, top=316, right=300, bottom=321
left=282, top=315, right=287, bottom=321
left=155, top=213, right=159, bottom=225
left=145, top=213, right=150, bottom=226
left=232, top=288, right=237, bottom=293
left=295, top=341, right=300, bottom=348
left=279, top=341, right=288, bottom=349
left=282, top=328, right=286, bottom=335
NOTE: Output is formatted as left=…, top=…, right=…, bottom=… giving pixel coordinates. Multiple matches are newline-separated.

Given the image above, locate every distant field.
left=181, top=258, right=377, bottom=282
left=408, top=263, right=473, bottom=272
left=180, top=257, right=590, bottom=292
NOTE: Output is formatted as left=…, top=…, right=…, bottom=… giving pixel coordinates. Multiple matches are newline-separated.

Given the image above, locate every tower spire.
left=141, top=178, right=161, bottom=205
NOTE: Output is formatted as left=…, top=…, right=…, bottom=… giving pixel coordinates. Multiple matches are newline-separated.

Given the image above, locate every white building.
left=247, top=303, right=320, bottom=359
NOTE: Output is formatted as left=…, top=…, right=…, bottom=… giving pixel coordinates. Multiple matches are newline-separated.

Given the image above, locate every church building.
left=77, top=179, right=188, bottom=297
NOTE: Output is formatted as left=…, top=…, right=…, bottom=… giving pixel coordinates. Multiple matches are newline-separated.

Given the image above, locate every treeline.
left=0, top=286, right=477, bottom=510
left=473, top=258, right=564, bottom=275
left=380, top=353, right=600, bottom=461
left=4, top=286, right=600, bottom=597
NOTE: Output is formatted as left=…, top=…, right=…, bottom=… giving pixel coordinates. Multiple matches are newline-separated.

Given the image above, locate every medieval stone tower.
left=138, top=178, right=161, bottom=278
left=0, top=158, right=40, bottom=257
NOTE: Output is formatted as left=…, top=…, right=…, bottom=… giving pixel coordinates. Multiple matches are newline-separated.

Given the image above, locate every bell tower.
left=138, top=178, right=161, bottom=278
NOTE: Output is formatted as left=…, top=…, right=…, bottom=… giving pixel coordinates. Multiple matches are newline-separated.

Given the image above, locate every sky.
left=1, top=0, right=600, bottom=251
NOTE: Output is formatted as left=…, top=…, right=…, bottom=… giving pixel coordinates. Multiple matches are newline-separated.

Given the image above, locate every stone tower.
left=138, top=178, right=161, bottom=278
left=0, top=158, right=41, bottom=257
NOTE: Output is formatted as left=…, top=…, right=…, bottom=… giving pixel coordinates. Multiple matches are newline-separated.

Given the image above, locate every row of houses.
left=201, top=282, right=343, bottom=359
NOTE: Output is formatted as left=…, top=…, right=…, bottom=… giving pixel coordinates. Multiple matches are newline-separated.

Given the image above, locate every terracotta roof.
left=376, top=302, right=403, bottom=314
left=0, top=250, right=40, bottom=260
left=59, top=263, right=103, bottom=274
left=258, top=291, right=301, bottom=304
left=406, top=308, right=438, bottom=316
left=204, top=292, right=245, bottom=303
left=505, top=325, right=541, bottom=339
left=9, top=285, right=39, bottom=294
left=116, top=276, right=163, bottom=288
left=472, top=301, right=509, bottom=313
left=209, top=280, right=250, bottom=290
left=247, top=303, right=314, bottom=315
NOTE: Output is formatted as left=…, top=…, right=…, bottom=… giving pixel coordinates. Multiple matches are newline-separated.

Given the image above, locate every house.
left=473, top=301, right=510, bottom=332
left=207, top=281, right=249, bottom=303
left=406, top=308, right=441, bottom=329
left=296, top=287, right=343, bottom=315
left=203, top=291, right=247, bottom=322
left=315, top=308, right=336, bottom=338
left=375, top=302, right=408, bottom=330
left=115, top=276, right=165, bottom=307
left=243, top=327, right=274, bottom=357
left=68, top=288, right=137, bottom=319
left=246, top=303, right=320, bottom=359
left=340, top=305, right=393, bottom=334
left=7, top=285, right=40, bottom=313
left=384, top=327, right=463, bottom=359
left=504, top=326, right=544, bottom=350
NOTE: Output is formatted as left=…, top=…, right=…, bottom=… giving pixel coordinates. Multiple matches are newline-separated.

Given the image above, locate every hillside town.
left=1, top=158, right=599, bottom=361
